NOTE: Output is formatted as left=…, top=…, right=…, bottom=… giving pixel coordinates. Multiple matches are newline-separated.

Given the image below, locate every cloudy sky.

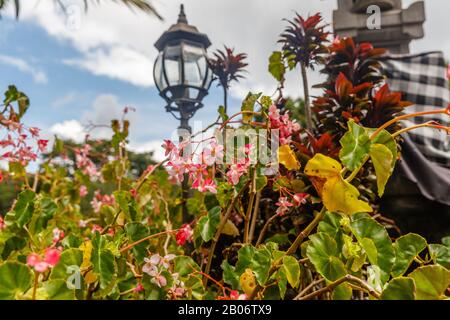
left=0, top=0, right=448, bottom=161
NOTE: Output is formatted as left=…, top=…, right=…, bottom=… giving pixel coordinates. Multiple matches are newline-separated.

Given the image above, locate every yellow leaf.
left=322, top=175, right=372, bottom=215
left=278, top=145, right=300, bottom=170
left=304, top=153, right=342, bottom=178
left=80, top=240, right=93, bottom=270
left=221, top=219, right=240, bottom=237
left=240, top=268, right=257, bottom=296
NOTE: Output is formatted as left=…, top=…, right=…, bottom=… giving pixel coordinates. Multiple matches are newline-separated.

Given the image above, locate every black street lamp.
left=153, top=4, right=213, bottom=133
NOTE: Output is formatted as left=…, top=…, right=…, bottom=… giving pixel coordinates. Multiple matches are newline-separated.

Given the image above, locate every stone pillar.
left=333, top=0, right=426, bottom=53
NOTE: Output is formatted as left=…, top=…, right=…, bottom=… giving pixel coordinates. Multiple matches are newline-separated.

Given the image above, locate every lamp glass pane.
left=164, top=45, right=182, bottom=86
left=154, top=52, right=167, bottom=91
left=182, top=43, right=206, bottom=87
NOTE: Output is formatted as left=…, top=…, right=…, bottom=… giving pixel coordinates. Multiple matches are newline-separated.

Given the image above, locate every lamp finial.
left=177, top=4, right=188, bottom=24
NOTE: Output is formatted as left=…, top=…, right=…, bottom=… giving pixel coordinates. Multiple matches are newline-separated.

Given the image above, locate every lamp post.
left=153, top=4, right=213, bottom=134
left=153, top=4, right=213, bottom=223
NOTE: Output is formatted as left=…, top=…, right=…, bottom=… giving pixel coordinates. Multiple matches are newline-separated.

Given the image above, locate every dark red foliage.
left=208, top=46, right=248, bottom=89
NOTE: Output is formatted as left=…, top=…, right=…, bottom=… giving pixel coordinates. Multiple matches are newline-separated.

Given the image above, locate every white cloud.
left=64, top=46, right=154, bottom=87
left=52, top=92, right=77, bottom=108
left=50, top=119, right=86, bottom=143
left=128, top=140, right=165, bottom=162
left=0, top=54, right=48, bottom=84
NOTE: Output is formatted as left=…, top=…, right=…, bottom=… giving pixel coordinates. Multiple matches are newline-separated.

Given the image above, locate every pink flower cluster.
left=275, top=193, right=309, bottom=216
left=225, top=143, right=253, bottom=186
left=91, top=190, right=116, bottom=213
left=0, top=120, right=48, bottom=167
left=163, top=139, right=219, bottom=194
left=52, top=227, right=65, bottom=243
left=175, top=224, right=193, bottom=246
left=143, top=254, right=173, bottom=287
left=74, top=144, right=99, bottom=178
left=218, top=290, right=247, bottom=300
left=268, top=105, right=301, bottom=144
left=0, top=215, right=5, bottom=230
left=27, top=248, right=61, bottom=273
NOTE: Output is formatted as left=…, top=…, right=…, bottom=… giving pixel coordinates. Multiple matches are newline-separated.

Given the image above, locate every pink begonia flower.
left=192, top=178, right=217, bottom=194
left=34, top=262, right=50, bottom=273
left=44, top=248, right=61, bottom=266
left=0, top=215, right=5, bottom=230
left=91, top=224, right=103, bottom=233
left=27, top=253, right=41, bottom=267
left=275, top=197, right=294, bottom=216
left=29, top=127, right=40, bottom=137
left=160, top=254, right=176, bottom=269
left=78, top=220, right=88, bottom=228
left=52, top=227, right=65, bottom=243
left=229, top=290, right=247, bottom=300
left=79, top=185, right=88, bottom=197
left=130, top=188, right=138, bottom=199
left=162, top=139, right=177, bottom=157
left=293, top=193, right=309, bottom=206
left=37, top=139, right=49, bottom=152
left=202, top=140, right=224, bottom=165
left=134, top=283, right=144, bottom=293
left=226, top=163, right=248, bottom=185
left=176, top=224, right=193, bottom=246
left=152, top=273, right=167, bottom=288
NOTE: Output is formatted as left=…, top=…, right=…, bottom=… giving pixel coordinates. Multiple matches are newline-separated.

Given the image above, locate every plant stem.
left=244, top=168, right=257, bottom=244
left=286, top=208, right=325, bottom=255
left=119, top=230, right=177, bottom=253
left=203, top=181, right=250, bottom=284
left=297, top=274, right=381, bottom=300
left=300, top=62, right=313, bottom=132
left=370, top=108, right=449, bottom=141
left=391, top=121, right=449, bottom=138
left=293, top=278, right=325, bottom=300
left=345, top=154, right=370, bottom=183
left=255, top=213, right=278, bottom=246
left=223, top=86, right=228, bottom=116
left=248, top=191, right=261, bottom=244
left=32, top=271, right=39, bottom=300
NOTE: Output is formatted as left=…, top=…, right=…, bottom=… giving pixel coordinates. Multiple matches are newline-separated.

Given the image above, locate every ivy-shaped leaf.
left=408, top=265, right=450, bottom=300
left=221, top=260, right=240, bottom=290
left=0, top=262, right=33, bottom=300
left=391, top=233, right=427, bottom=277
left=339, top=120, right=371, bottom=171
left=381, top=277, right=416, bottom=300
left=124, top=222, right=149, bottom=263
left=90, top=233, right=116, bottom=292
left=305, top=154, right=372, bottom=215
left=282, top=256, right=300, bottom=289
left=369, top=143, right=394, bottom=197
left=268, top=51, right=285, bottom=82
left=428, top=244, right=450, bottom=269
left=195, top=206, right=221, bottom=242
left=306, top=232, right=347, bottom=281
left=241, top=92, right=261, bottom=124
left=350, top=217, right=395, bottom=283
left=50, top=248, right=83, bottom=280
left=13, top=189, right=36, bottom=228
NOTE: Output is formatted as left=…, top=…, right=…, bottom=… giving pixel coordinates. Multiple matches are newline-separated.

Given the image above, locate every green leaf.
left=235, top=245, right=256, bottom=273
left=218, top=105, right=229, bottom=122
left=241, top=92, right=261, bottom=124
left=31, top=196, right=58, bottom=234
left=124, top=223, right=149, bottom=263
left=196, top=206, right=221, bottom=242
left=174, top=256, right=200, bottom=277
left=339, top=120, right=371, bottom=171
left=367, top=128, right=398, bottom=166
left=268, top=51, right=285, bottom=82
left=255, top=175, right=268, bottom=192
left=442, top=236, right=450, bottom=247
left=429, top=244, right=450, bottom=269
left=252, top=247, right=271, bottom=285
left=332, top=283, right=352, bottom=300
left=221, top=260, right=240, bottom=290
left=306, top=233, right=347, bottom=281
left=0, top=262, right=33, bottom=300
left=350, top=217, right=395, bottom=283
left=42, top=279, right=76, bottom=300
left=381, top=277, right=416, bottom=300
left=391, top=233, right=427, bottom=277
left=408, top=265, right=450, bottom=300
left=13, top=189, right=36, bottom=228
left=91, top=233, right=116, bottom=291
left=318, top=211, right=343, bottom=249
left=50, top=248, right=83, bottom=280
left=276, top=268, right=288, bottom=298
left=3, top=85, right=29, bottom=120
left=282, top=256, right=300, bottom=288
left=369, top=143, right=394, bottom=197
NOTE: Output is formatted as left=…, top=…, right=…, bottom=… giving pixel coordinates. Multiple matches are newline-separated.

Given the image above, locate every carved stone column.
left=333, top=0, right=425, bottom=53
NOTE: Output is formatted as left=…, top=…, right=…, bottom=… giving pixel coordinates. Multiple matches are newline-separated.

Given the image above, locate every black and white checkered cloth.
left=380, top=51, right=450, bottom=168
